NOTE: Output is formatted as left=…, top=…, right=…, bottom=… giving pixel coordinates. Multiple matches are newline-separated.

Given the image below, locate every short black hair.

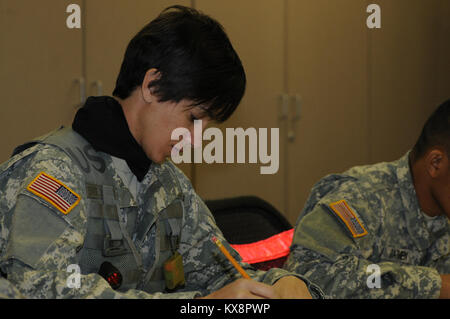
left=113, top=5, right=246, bottom=123
left=411, top=99, right=450, bottom=161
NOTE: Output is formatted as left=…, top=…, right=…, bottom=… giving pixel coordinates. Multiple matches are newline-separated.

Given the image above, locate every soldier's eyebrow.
left=187, top=104, right=212, bottom=120
left=196, top=107, right=211, bottom=119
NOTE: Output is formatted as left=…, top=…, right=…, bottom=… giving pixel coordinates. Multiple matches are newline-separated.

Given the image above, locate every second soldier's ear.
left=426, top=148, right=446, bottom=179
left=141, top=68, right=161, bottom=104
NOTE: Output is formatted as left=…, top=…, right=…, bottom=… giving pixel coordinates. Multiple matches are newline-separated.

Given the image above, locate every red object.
left=107, top=273, right=120, bottom=286
left=230, top=229, right=294, bottom=264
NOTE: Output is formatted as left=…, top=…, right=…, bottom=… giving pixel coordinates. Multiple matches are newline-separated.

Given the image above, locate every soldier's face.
left=430, top=153, right=450, bottom=219
left=135, top=98, right=210, bottom=164
left=435, top=169, right=450, bottom=219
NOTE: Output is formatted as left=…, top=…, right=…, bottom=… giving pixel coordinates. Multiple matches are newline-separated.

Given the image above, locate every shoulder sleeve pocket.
left=4, top=194, right=69, bottom=268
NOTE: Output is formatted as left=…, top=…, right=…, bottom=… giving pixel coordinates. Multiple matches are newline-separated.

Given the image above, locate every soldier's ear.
left=425, top=148, right=447, bottom=179
left=140, top=68, right=161, bottom=104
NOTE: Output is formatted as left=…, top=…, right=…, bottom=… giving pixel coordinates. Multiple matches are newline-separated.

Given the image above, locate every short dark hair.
left=411, top=99, right=450, bottom=161
left=113, top=5, right=246, bottom=123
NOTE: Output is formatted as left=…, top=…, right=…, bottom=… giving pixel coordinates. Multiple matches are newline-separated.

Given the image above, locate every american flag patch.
left=329, top=200, right=368, bottom=238
left=27, top=172, right=81, bottom=215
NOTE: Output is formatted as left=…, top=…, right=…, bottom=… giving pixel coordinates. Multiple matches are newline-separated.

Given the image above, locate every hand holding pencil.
left=211, top=236, right=252, bottom=280
left=202, top=235, right=312, bottom=299
left=197, top=235, right=277, bottom=299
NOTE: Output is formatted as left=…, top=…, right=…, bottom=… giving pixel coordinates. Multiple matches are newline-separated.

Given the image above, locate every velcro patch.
left=27, top=172, right=81, bottom=215
left=329, top=200, right=367, bottom=238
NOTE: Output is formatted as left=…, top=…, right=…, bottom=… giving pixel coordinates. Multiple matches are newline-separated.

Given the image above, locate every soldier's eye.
left=190, top=114, right=198, bottom=122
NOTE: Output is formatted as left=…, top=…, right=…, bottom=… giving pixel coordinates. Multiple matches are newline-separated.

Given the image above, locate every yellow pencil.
left=211, top=236, right=252, bottom=280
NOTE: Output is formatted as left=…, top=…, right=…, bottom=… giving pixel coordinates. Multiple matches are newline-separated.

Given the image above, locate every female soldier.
left=0, top=5, right=319, bottom=299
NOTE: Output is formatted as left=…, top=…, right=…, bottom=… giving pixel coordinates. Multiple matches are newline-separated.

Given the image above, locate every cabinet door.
left=0, top=0, right=83, bottom=162
left=436, top=0, right=450, bottom=102
left=194, top=0, right=287, bottom=215
left=84, top=0, right=192, bottom=178
left=368, top=0, right=445, bottom=163
left=286, top=0, right=369, bottom=223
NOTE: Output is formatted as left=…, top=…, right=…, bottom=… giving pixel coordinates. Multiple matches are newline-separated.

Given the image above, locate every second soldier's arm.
left=431, top=255, right=450, bottom=298
left=284, top=191, right=441, bottom=299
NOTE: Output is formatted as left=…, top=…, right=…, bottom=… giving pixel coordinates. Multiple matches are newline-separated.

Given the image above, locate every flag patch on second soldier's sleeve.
left=329, top=199, right=368, bottom=238
left=27, top=172, right=81, bottom=215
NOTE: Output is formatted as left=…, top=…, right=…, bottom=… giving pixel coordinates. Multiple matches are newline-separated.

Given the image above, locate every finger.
left=243, top=280, right=278, bottom=299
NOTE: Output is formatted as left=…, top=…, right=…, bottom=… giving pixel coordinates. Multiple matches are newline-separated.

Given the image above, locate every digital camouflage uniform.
left=0, top=277, right=24, bottom=299
left=0, top=127, right=323, bottom=299
left=285, top=152, right=450, bottom=298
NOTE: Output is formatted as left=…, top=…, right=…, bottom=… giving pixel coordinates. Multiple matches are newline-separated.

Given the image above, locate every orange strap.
left=230, top=229, right=294, bottom=264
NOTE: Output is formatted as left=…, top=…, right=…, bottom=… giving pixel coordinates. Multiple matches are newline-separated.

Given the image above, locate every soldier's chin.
left=146, top=151, right=165, bottom=164
left=153, top=156, right=167, bottom=164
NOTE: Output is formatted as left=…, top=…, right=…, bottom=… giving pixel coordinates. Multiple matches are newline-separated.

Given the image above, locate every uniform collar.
left=396, top=151, right=435, bottom=250
left=396, top=151, right=421, bottom=215
left=72, top=96, right=152, bottom=182
left=111, top=156, right=140, bottom=203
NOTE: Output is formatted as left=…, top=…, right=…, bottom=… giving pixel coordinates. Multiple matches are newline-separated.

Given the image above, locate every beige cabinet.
left=286, top=0, right=370, bottom=223
left=436, top=0, right=450, bottom=102
left=0, top=0, right=83, bottom=162
left=368, top=0, right=447, bottom=163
